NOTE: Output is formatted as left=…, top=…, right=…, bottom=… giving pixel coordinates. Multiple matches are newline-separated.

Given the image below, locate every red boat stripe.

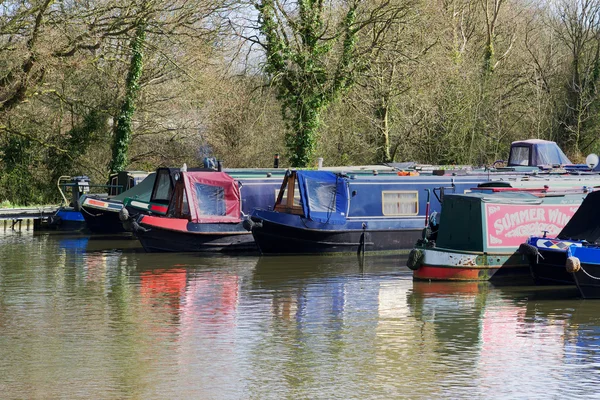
left=88, top=199, right=107, bottom=207
left=413, top=263, right=529, bottom=281
left=150, top=204, right=168, bottom=213
left=139, top=215, right=189, bottom=232
left=413, top=265, right=484, bottom=281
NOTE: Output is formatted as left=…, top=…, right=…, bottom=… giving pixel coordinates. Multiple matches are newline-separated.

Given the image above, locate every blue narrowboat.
left=246, top=170, right=498, bottom=255
left=132, top=170, right=284, bottom=252
left=48, top=171, right=149, bottom=231
left=524, top=190, right=600, bottom=297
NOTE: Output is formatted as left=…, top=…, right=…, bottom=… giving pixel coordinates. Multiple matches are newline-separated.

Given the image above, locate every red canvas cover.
left=183, top=171, right=241, bottom=223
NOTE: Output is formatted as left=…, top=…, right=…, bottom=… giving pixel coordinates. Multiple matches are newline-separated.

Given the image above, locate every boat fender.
left=566, top=256, right=581, bottom=273
left=130, top=220, right=149, bottom=233
left=407, top=249, right=424, bottom=271
left=242, top=218, right=262, bottom=231
left=118, top=207, right=130, bottom=222
left=517, top=243, right=544, bottom=260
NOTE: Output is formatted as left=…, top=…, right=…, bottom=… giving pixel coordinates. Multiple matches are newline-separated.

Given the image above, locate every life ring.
left=407, top=249, right=424, bottom=271
left=566, top=256, right=581, bottom=273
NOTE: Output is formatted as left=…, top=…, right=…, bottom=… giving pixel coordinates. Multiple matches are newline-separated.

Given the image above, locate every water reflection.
left=2, top=235, right=600, bottom=398
left=407, top=281, right=600, bottom=397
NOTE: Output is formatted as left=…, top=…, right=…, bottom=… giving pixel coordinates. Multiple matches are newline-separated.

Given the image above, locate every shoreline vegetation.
left=1, top=0, right=599, bottom=206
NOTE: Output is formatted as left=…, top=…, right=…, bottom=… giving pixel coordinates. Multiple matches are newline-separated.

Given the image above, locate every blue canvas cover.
left=296, top=171, right=349, bottom=224
left=509, top=139, right=571, bottom=166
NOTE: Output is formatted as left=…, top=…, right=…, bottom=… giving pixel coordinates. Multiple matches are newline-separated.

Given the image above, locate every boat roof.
left=113, top=173, right=156, bottom=202
left=445, top=192, right=544, bottom=204
left=511, top=139, right=556, bottom=145
left=175, top=171, right=242, bottom=223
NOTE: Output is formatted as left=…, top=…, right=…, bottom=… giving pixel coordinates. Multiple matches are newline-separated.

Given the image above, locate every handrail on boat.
left=57, top=175, right=71, bottom=206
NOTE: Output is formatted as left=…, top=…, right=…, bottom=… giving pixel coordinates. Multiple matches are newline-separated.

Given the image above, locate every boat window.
left=128, top=177, right=135, bottom=190
left=109, top=175, right=118, bottom=196
left=153, top=171, right=172, bottom=202
left=509, top=146, right=530, bottom=166
left=382, top=191, right=418, bottom=215
left=275, top=173, right=304, bottom=215
left=277, top=188, right=301, bottom=206
left=305, top=178, right=336, bottom=213
left=195, top=183, right=226, bottom=216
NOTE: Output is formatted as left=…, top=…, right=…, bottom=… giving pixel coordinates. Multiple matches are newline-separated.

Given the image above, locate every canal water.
left=0, top=232, right=599, bottom=399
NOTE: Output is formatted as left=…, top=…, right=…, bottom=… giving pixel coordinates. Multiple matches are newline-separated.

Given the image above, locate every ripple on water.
left=1, top=236, right=600, bottom=398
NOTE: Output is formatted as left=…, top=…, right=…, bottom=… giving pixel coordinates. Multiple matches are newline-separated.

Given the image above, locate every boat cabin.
left=435, top=192, right=584, bottom=253
left=166, top=171, right=242, bottom=223
left=274, top=170, right=349, bottom=223
left=107, top=171, right=149, bottom=196
left=507, top=139, right=571, bottom=168
left=272, top=170, right=429, bottom=224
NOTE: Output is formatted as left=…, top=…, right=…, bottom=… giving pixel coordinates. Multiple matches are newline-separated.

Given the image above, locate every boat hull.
left=136, top=216, right=255, bottom=253
left=251, top=217, right=422, bottom=255
left=569, top=246, right=600, bottom=299
left=411, top=247, right=531, bottom=282
left=47, top=209, right=86, bottom=231
left=524, top=237, right=579, bottom=285
left=81, top=206, right=127, bottom=234
left=573, top=266, right=600, bottom=298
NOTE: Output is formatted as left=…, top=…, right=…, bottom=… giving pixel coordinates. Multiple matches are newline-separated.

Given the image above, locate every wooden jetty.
left=0, top=206, right=59, bottom=231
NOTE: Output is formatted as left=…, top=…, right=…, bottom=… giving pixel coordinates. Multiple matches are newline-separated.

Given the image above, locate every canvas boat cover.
left=181, top=171, right=241, bottom=223
left=114, top=173, right=156, bottom=202
left=296, top=171, right=349, bottom=224
left=509, top=139, right=571, bottom=166
left=558, top=190, right=600, bottom=243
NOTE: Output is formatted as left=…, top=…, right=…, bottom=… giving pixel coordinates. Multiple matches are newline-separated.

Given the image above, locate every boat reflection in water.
left=252, top=256, right=383, bottom=330
left=407, top=280, right=600, bottom=396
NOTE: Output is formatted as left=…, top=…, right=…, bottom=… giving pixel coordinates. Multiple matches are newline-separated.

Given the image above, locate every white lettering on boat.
left=485, top=203, right=579, bottom=248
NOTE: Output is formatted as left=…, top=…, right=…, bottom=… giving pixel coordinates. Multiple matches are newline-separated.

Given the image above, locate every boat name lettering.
left=485, top=203, right=578, bottom=248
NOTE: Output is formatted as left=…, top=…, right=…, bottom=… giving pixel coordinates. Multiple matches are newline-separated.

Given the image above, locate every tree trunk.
left=110, top=23, right=146, bottom=173
left=286, top=100, right=322, bottom=167
left=376, top=98, right=392, bottom=163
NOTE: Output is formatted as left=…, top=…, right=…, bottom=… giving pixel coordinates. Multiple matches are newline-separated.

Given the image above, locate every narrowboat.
left=133, top=170, right=283, bottom=252
left=246, top=170, right=499, bottom=255
left=47, top=171, right=148, bottom=231
left=122, top=167, right=287, bottom=218
left=46, top=175, right=90, bottom=231
left=79, top=172, right=156, bottom=233
left=407, top=189, right=587, bottom=282
left=83, top=166, right=253, bottom=234
left=524, top=190, right=600, bottom=297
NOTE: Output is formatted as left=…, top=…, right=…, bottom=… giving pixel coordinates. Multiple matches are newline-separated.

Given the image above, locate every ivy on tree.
left=257, top=0, right=358, bottom=167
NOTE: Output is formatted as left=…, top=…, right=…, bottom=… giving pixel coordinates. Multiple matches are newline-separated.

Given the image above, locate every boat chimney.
left=273, top=154, right=280, bottom=168
left=217, top=160, right=223, bottom=172
left=317, top=157, right=324, bottom=170
left=181, top=163, right=187, bottom=172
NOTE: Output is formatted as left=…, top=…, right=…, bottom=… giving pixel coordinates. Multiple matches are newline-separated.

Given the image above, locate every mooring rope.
left=579, top=265, right=600, bottom=280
